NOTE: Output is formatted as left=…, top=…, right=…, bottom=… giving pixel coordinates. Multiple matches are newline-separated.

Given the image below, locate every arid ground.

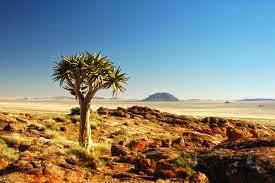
left=0, top=99, right=274, bottom=128
left=0, top=105, right=274, bottom=182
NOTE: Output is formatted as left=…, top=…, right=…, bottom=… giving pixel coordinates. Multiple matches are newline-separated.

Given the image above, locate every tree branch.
left=84, top=81, right=111, bottom=104
left=65, top=75, right=84, bottom=102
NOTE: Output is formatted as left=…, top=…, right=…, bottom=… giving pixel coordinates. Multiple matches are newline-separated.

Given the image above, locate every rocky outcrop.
left=97, top=106, right=274, bottom=141
left=111, top=144, right=128, bottom=156
left=0, top=151, right=93, bottom=183
left=0, top=158, right=8, bottom=171
left=134, top=148, right=197, bottom=179
left=198, top=137, right=275, bottom=183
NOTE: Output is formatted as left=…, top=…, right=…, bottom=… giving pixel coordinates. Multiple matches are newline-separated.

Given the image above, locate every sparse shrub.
left=111, top=129, right=129, bottom=143
left=123, top=122, right=129, bottom=126
left=97, top=107, right=109, bottom=115
left=96, top=157, right=109, bottom=168
left=44, top=122, right=58, bottom=131
left=70, top=115, right=80, bottom=124
left=44, top=130, right=77, bottom=148
left=92, top=142, right=111, bottom=168
left=0, top=139, right=19, bottom=161
left=45, top=132, right=57, bottom=139
left=53, top=116, right=66, bottom=123
left=91, top=123, right=98, bottom=130
left=92, top=142, right=111, bottom=156
left=171, top=152, right=197, bottom=178
left=150, top=118, right=159, bottom=124
left=70, top=107, right=93, bottom=116
left=28, top=123, right=46, bottom=131
left=111, top=128, right=128, bottom=136
left=66, top=146, right=96, bottom=168
left=0, top=133, right=26, bottom=147
left=65, top=141, right=111, bottom=168
left=70, top=107, right=80, bottom=115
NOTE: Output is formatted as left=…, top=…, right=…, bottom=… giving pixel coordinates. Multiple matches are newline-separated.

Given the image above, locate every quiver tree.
left=52, top=52, right=128, bottom=150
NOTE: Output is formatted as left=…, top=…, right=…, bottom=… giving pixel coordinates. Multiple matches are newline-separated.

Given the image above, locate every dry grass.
left=0, top=139, right=19, bottom=161
left=92, top=142, right=111, bottom=157
left=0, top=133, right=27, bottom=147
left=28, top=123, right=46, bottom=131
left=0, top=114, right=17, bottom=123
left=45, top=130, right=76, bottom=145
left=65, top=140, right=111, bottom=168
left=66, top=145, right=96, bottom=167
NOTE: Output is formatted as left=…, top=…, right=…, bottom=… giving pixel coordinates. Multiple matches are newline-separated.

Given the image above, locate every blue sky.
left=0, top=0, right=275, bottom=100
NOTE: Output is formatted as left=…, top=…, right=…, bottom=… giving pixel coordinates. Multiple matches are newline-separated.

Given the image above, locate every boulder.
left=172, top=137, right=185, bottom=148
left=190, top=172, right=209, bottom=183
left=0, top=158, right=9, bottom=170
left=111, top=144, right=128, bottom=156
left=3, top=124, right=24, bottom=132
left=154, top=160, right=188, bottom=179
left=128, top=139, right=149, bottom=152
left=18, top=143, right=31, bottom=152
left=149, top=139, right=163, bottom=148
left=198, top=138, right=275, bottom=183
left=227, top=127, right=252, bottom=140
left=134, top=149, right=198, bottom=179
left=134, top=157, right=156, bottom=175
left=144, top=148, right=180, bottom=162
left=161, top=139, right=172, bottom=148
left=53, top=117, right=66, bottom=123
left=59, top=126, right=67, bottom=132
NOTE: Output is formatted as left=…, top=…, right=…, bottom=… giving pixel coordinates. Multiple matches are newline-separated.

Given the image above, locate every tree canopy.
left=52, top=52, right=128, bottom=102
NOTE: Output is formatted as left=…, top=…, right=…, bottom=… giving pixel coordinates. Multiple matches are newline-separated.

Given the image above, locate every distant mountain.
left=240, top=98, right=275, bottom=102
left=143, top=92, right=180, bottom=102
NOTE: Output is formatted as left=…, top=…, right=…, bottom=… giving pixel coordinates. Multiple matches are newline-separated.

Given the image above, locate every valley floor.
left=0, top=99, right=274, bottom=128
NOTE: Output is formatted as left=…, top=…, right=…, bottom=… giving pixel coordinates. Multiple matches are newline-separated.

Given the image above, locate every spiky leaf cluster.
left=52, top=52, right=128, bottom=100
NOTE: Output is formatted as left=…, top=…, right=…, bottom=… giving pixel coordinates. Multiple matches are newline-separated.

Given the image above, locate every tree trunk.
left=79, top=102, right=93, bottom=151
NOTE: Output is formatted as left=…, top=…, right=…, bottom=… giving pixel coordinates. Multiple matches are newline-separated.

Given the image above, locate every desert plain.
left=0, top=98, right=274, bottom=128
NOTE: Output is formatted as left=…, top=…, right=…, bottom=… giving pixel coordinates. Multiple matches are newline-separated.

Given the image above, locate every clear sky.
left=0, top=0, right=275, bottom=100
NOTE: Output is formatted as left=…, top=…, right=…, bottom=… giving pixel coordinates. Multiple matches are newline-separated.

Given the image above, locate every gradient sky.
left=0, top=0, right=275, bottom=100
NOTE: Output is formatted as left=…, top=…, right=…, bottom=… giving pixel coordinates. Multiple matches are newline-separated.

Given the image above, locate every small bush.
left=45, top=132, right=57, bottom=140
left=70, top=107, right=93, bottom=116
left=91, top=123, right=98, bottom=130
left=44, top=122, right=58, bottom=131
left=66, top=146, right=96, bottom=168
left=53, top=117, right=66, bottom=123
left=28, top=123, right=46, bottom=131
left=70, top=115, right=80, bottom=124
left=0, top=133, right=27, bottom=147
left=92, top=142, right=111, bottom=168
left=111, top=128, right=129, bottom=136
left=0, top=139, right=19, bottom=161
left=92, top=142, right=111, bottom=157
left=171, top=152, right=197, bottom=178
left=110, top=128, right=129, bottom=143
left=70, top=107, right=80, bottom=115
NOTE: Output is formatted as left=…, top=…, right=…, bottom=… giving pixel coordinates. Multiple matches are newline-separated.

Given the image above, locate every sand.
left=0, top=99, right=274, bottom=128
